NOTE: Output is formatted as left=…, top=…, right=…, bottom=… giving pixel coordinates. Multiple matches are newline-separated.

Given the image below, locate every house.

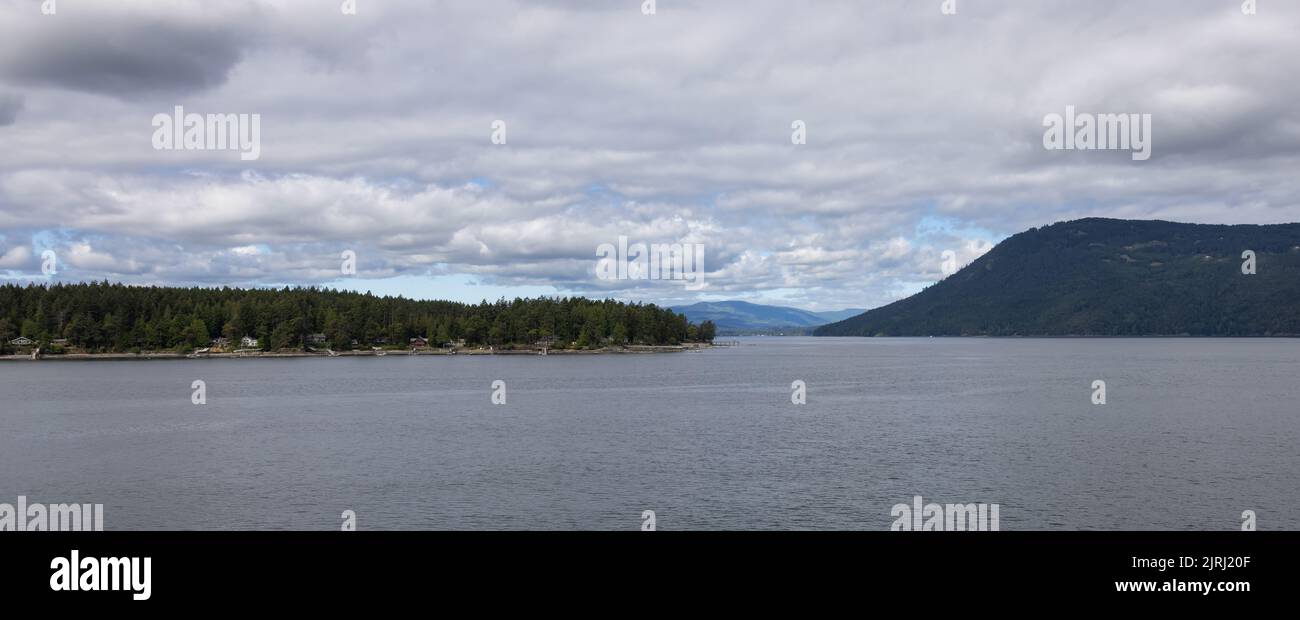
left=240, top=336, right=259, bottom=348
left=409, top=336, right=429, bottom=348
left=371, top=337, right=390, bottom=345
left=211, top=337, right=231, bottom=348
left=307, top=333, right=328, bottom=345
left=50, top=338, right=69, bottom=346
left=8, top=336, right=34, bottom=346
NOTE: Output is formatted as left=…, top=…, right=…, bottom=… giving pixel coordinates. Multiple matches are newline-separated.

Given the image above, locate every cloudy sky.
left=0, top=0, right=1297, bottom=311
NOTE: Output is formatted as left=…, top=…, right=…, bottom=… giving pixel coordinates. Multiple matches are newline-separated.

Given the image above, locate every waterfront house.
left=409, top=336, right=429, bottom=348
left=8, top=336, right=34, bottom=346
left=240, top=336, right=259, bottom=348
left=307, top=333, right=328, bottom=345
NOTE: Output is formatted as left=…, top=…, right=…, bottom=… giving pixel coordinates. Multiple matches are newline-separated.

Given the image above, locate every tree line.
left=0, top=282, right=716, bottom=353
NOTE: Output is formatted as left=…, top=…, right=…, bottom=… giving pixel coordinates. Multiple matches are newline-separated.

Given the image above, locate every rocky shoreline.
left=0, top=342, right=715, bottom=361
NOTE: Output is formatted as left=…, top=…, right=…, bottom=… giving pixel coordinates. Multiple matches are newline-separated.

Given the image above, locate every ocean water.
left=1, top=337, right=1296, bottom=530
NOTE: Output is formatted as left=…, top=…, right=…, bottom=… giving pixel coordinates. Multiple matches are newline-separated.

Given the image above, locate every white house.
left=240, top=336, right=259, bottom=348
left=9, top=336, right=34, bottom=346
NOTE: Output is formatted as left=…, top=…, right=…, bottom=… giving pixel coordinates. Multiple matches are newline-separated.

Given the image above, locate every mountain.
left=815, top=218, right=1300, bottom=337
left=671, top=300, right=864, bottom=334
left=811, top=308, right=869, bottom=323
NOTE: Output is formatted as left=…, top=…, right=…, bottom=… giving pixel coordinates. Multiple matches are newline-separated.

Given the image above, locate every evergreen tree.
left=0, top=282, right=708, bottom=352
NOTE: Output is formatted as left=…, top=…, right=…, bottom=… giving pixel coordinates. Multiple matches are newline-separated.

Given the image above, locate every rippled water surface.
left=2, top=337, right=1297, bottom=530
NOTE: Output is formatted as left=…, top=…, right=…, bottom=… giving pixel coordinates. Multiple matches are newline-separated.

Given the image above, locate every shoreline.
left=0, top=342, right=714, bottom=361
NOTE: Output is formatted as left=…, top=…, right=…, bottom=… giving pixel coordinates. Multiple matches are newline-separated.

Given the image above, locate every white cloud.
left=0, top=0, right=1297, bottom=309
left=0, top=243, right=31, bottom=268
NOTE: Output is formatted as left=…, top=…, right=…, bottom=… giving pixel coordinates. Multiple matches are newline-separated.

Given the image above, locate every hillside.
left=671, top=300, right=865, bottom=334
left=815, top=218, right=1300, bottom=336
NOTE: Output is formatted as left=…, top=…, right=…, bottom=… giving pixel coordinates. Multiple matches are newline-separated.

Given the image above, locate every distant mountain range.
left=815, top=218, right=1300, bottom=337
left=670, top=300, right=865, bottom=335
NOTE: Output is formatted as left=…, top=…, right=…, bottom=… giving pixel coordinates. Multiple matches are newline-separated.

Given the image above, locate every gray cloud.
left=0, top=1, right=260, bottom=98
left=0, top=92, right=21, bottom=125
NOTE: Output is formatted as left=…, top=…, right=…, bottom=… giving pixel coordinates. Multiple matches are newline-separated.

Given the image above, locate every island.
left=0, top=283, right=716, bottom=360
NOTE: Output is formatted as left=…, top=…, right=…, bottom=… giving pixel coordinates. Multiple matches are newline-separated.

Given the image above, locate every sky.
left=0, top=0, right=1297, bottom=311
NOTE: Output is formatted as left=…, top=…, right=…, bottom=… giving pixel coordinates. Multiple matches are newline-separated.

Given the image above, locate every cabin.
left=534, top=336, right=557, bottom=355
left=50, top=338, right=69, bottom=346
left=409, top=336, right=429, bottom=348
left=240, top=336, right=259, bottom=348
left=210, top=337, right=231, bottom=349
left=307, top=333, right=328, bottom=345
left=8, top=336, right=34, bottom=346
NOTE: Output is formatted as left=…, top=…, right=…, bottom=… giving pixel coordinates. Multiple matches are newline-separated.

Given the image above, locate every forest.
left=0, top=282, right=715, bottom=353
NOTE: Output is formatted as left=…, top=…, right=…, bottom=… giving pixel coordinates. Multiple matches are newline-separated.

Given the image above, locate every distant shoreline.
left=0, top=342, right=714, bottom=361
left=806, top=332, right=1300, bottom=337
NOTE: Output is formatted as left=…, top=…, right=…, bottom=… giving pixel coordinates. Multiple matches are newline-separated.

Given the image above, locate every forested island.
left=0, top=282, right=715, bottom=356
left=816, top=218, right=1300, bottom=337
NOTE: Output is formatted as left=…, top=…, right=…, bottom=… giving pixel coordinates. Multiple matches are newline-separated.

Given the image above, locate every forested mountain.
left=671, top=300, right=865, bottom=334
left=815, top=218, right=1300, bottom=337
left=671, top=300, right=826, bottom=330
left=0, top=282, right=714, bottom=353
left=810, top=308, right=869, bottom=323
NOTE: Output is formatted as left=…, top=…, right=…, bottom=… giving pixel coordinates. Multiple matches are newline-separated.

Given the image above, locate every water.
left=1, top=337, right=1297, bottom=530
